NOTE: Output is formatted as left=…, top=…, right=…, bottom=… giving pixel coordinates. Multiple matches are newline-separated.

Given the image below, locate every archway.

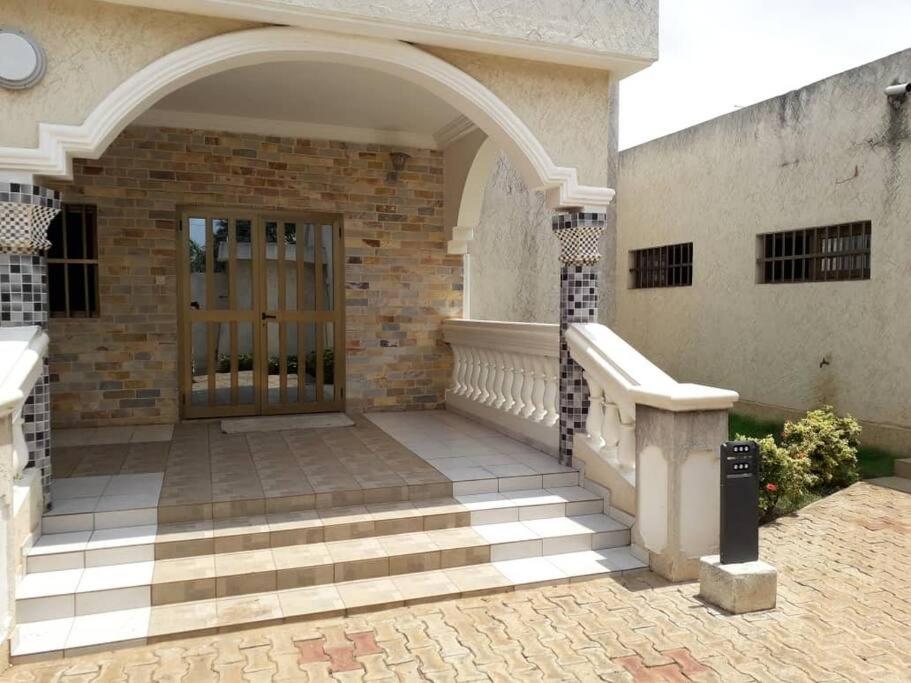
left=0, top=26, right=613, bottom=211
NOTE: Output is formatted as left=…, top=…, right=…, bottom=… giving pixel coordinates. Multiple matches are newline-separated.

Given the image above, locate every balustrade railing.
left=443, top=319, right=559, bottom=452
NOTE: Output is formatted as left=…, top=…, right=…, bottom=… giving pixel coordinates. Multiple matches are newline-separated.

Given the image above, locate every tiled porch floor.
left=49, top=411, right=574, bottom=521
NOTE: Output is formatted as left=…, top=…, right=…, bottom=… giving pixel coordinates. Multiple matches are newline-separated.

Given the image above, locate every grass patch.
left=728, top=412, right=899, bottom=479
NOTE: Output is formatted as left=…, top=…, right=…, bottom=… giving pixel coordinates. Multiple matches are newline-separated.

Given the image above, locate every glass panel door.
left=180, top=210, right=344, bottom=418
left=259, top=215, right=344, bottom=414
left=181, top=212, right=260, bottom=418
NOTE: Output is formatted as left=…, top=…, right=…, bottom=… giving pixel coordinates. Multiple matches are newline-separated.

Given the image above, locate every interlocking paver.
left=5, top=482, right=911, bottom=681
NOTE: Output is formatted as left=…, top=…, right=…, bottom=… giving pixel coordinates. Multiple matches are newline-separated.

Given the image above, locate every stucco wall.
left=0, top=0, right=255, bottom=148
left=615, top=49, right=911, bottom=452
left=469, top=81, right=621, bottom=324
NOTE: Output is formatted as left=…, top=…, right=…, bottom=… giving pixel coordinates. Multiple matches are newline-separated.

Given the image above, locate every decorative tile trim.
left=558, top=265, right=600, bottom=466
left=0, top=184, right=62, bottom=255
left=552, top=211, right=608, bottom=266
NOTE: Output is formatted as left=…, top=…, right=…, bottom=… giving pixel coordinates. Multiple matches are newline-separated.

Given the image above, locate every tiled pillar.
left=552, top=211, right=607, bottom=466
left=0, top=183, right=61, bottom=504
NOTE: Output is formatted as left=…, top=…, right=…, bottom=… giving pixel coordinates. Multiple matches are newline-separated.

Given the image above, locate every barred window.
left=47, top=204, right=100, bottom=317
left=757, top=222, right=871, bottom=284
left=629, top=242, right=693, bottom=289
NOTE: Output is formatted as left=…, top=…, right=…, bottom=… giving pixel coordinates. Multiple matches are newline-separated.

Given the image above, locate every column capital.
left=552, top=210, right=607, bottom=266
left=0, top=183, right=62, bottom=255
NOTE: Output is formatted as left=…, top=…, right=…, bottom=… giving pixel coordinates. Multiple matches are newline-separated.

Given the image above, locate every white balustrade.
left=566, top=322, right=739, bottom=493
left=0, top=326, right=49, bottom=480
left=443, top=319, right=559, bottom=453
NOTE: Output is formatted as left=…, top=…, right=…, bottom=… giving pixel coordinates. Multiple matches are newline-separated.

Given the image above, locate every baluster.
left=618, top=420, right=636, bottom=471
left=602, top=402, right=621, bottom=448
left=520, top=354, right=536, bottom=419
left=584, top=375, right=606, bottom=449
left=501, top=351, right=517, bottom=413
left=531, top=355, right=547, bottom=422
left=451, top=344, right=464, bottom=394
left=487, top=350, right=503, bottom=407
left=476, top=348, right=491, bottom=403
left=510, top=355, right=526, bottom=416
left=543, top=356, right=559, bottom=426
left=468, top=346, right=483, bottom=402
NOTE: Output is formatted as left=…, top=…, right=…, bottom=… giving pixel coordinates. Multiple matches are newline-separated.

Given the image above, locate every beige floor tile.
left=277, top=585, right=344, bottom=618
left=336, top=578, right=404, bottom=610
left=216, top=593, right=283, bottom=628
left=326, top=538, right=387, bottom=564
left=444, top=564, right=512, bottom=593
left=147, top=600, right=217, bottom=637
left=391, top=571, right=460, bottom=602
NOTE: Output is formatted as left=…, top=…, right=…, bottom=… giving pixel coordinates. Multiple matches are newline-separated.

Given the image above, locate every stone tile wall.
left=47, top=126, right=460, bottom=427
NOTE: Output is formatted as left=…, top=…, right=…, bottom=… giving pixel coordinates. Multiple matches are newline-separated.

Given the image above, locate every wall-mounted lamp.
left=885, top=82, right=910, bottom=105
left=388, top=152, right=411, bottom=181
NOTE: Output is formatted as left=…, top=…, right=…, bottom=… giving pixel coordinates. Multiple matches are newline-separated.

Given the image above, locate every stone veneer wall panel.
left=47, top=126, right=458, bottom=427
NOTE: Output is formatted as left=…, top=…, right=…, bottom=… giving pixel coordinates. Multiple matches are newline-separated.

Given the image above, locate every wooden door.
left=178, top=209, right=344, bottom=418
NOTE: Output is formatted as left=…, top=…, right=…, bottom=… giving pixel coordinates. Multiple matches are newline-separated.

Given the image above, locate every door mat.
left=221, top=413, right=354, bottom=433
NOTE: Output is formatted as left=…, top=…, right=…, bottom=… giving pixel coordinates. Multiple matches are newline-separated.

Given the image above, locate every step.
left=16, top=513, right=630, bottom=623
left=895, top=458, right=911, bottom=480
left=41, top=471, right=582, bottom=533
left=10, top=546, right=646, bottom=660
left=28, top=487, right=603, bottom=571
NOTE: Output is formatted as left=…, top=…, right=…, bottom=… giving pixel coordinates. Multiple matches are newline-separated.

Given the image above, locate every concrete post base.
left=698, top=554, right=777, bottom=614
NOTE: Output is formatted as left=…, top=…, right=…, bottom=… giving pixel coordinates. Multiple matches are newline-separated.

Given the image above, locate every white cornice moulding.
left=134, top=109, right=439, bottom=149
left=434, top=115, right=477, bottom=148
left=99, top=0, right=654, bottom=76
left=0, top=27, right=615, bottom=211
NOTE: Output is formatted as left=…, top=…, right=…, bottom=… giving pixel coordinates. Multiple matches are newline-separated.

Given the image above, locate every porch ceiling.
left=138, top=61, right=465, bottom=149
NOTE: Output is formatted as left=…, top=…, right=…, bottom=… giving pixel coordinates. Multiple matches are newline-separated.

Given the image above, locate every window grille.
left=757, top=221, right=871, bottom=284
left=47, top=204, right=100, bottom=317
left=629, top=242, right=693, bottom=289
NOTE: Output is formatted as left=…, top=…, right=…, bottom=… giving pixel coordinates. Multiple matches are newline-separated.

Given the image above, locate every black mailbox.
left=720, top=440, right=759, bottom=564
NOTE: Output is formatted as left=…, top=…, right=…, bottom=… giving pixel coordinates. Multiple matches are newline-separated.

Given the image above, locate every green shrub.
left=740, top=433, right=815, bottom=522
left=781, top=406, right=860, bottom=490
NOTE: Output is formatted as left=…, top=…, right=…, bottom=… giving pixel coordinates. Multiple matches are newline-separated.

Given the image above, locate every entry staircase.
left=11, top=468, right=641, bottom=660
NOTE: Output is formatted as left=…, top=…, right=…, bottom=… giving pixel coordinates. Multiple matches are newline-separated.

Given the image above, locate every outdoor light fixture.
left=885, top=82, right=910, bottom=101
left=388, top=151, right=411, bottom=180
left=0, top=28, right=46, bottom=90
left=719, top=440, right=759, bottom=564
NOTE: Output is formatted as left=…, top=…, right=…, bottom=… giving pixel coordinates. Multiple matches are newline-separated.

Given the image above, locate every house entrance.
left=178, top=208, right=345, bottom=418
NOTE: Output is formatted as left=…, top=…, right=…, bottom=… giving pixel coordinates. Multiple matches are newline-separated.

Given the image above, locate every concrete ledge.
left=699, top=554, right=777, bottom=614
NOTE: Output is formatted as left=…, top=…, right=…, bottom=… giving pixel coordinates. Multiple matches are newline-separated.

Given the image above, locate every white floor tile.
left=474, top=521, right=538, bottom=545
left=17, top=595, right=75, bottom=623
left=498, top=475, right=542, bottom=492
left=470, top=507, right=518, bottom=525
left=30, top=530, right=91, bottom=555
left=490, top=539, right=542, bottom=561
left=493, top=557, right=567, bottom=584
left=547, top=548, right=646, bottom=576
left=76, top=586, right=150, bottom=616
left=77, top=561, right=154, bottom=592
left=85, top=544, right=154, bottom=567
left=452, top=479, right=498, bottom=496
left=95, top=493, right=161, bottom=513
left=51, top=476, right=111, bottom=501
left=94, top=508, right=157, bottom=529
left=28, top=552, right=84, bottom=573
left=455, top=492, right=511, bottom=510
left=43, top=513, right=94, bottom=534
left=44, top=497, right=99, bottom=516
left=102, top=473, right=164, bottom=498
left=12, top=617, right=73, bottom=655
left=521, top=516, right=592, bottom=538
left=87, top=524, right=158, bottom=549
left=65, top=607, right=151, bottom=649
left=17, top=568, right=83, bottom=599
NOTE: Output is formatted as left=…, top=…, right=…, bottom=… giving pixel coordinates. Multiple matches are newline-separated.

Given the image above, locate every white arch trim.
left=0, top=27, right=614, bottom=210
left=447, top=136, right=499, bottom=255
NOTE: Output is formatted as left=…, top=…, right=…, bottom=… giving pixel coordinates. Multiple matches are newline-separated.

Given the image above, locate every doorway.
left=178, top=208, right=345, bottom=418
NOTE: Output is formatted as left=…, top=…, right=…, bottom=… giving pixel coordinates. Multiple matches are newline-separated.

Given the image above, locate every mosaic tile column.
left=0, top=182, right=62, bottom=504
left=553, top=211, right=607, bottom=466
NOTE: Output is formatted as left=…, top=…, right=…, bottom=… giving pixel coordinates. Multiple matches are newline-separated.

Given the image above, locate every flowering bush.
left=781, top=406, right=860, bottom=490
left=738, top=433, right=814, bottom=522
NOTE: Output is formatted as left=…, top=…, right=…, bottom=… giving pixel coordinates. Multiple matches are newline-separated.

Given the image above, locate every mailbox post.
left=719, top=440, right=759, bottom=564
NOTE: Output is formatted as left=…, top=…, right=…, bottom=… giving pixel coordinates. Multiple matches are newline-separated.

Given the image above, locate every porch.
left=13, top=410, right=639, bottom=658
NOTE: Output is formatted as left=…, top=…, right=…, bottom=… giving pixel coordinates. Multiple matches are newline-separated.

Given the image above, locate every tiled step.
left=28, top=487, right=602, bottom=571
left=11, top=546, right=646, bottom=660
left=895, top=458, right=911, bottom=479
left=42, top=471, right=581, bottom=534
left=16, top=512, right=630, bottom=623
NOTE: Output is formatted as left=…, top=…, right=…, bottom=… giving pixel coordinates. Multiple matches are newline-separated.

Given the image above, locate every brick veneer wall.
left=47, top=126, right=460, bottom=427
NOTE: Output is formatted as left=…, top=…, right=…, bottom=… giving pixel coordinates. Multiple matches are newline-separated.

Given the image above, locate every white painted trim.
left=434, top=115, right=477, bottom=148
left=98, top=0, right=655, bottom=75
left=134, top=108, right=439, bottom=149
left=0, top=27, right=614, bottom=210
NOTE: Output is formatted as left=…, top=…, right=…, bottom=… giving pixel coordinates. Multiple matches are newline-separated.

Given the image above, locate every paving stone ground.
left=4, top=480, right=911, bottom=682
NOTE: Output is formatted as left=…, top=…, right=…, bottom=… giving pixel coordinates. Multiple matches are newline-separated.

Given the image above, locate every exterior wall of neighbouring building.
left=46, top=126, right=458, bottom=427
left=614, top=49, right=911, bottom=453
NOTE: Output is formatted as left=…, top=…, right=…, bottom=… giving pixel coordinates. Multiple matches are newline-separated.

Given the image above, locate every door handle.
left=261, top=312, right=277, bottom=320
